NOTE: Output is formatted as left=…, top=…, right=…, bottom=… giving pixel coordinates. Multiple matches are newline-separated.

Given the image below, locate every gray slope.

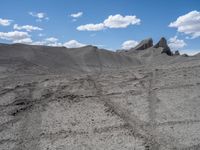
left=0, top=44, right=141, bottom=74
left=1, top=42, right=200, bottom=150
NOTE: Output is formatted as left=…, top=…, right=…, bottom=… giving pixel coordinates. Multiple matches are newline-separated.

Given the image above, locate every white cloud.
left=71, top=12, right=83, bottom=18
left=31, top=41, right=45, bottom=45
left=63, top=40, right=86, bottom=48
left=13, top=38, right=33, bottom=44
left=31, top=38, right=85, bottom=48
left=0, top=31, right=30, bottom=41
left=77, top=14, right=141, bottom=31
left=122, top=40, right=139, bottom=50
left=104, top=14, right=140, bottom=28
left=0, top=18, right=12, bottom=26
left=45, top=37, right=58, bottom=43
left=13, top=24, right=43, bottom=32
left=168, top=36, right=187, bottom=50
left=77, top=23, right=105, bottom=31
left=0, top=31, right=32, bottom=44
left=169, top=10, right=200, bottom=39
left=29, top=12, right=45, bottom=19
left=32, top=37, right=62, bottom=46
left=29, top=12, right=49, bottom=21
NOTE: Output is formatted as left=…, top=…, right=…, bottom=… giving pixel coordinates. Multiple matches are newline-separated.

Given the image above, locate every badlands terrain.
left=0, top=38, right=200, bottom=150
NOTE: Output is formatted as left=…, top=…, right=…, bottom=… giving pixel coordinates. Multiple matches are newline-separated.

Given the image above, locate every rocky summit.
left=131, top=38, right=153, bottom=51
left=0, top=38, right=200, bottom=150
left=154, top=37, right=173, bottom=56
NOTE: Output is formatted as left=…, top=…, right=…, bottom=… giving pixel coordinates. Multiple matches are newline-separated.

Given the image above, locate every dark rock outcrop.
left=182, top=54, right=189, bottom=57
left=154, top=37, right=173, bottom=56
left=154, top=37, right=168, bottom=48
left=131, top=38, right=153, bottom=50
left=174, top=50, right=180, bottom=55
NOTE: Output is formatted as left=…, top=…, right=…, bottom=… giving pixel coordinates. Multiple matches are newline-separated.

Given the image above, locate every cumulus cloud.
left=0, top=31, right=33, bottom=44
left=104, top=14, right=140, bottom=28
left=169, top=10, right=200, bottom=39
left=71, top=12, right=83, bottom=18
left=0, top=31, right=30, bottom=41
left=13, top=38, right=33, bottom=44
left=31, top=41, right=46, bottom=46
left=63, top=40, right=86, bottom=48
left=31, top=37, right=85, bottom=48
left=32, top=37, right=62, bottom=46
left=77, top=23, right=105, bottom=31
left=122, top=40, right=139, bottom=50
left=168, top=36, right=187, bottom=50
left=45, top=37, right=58, bottom=43
left=29, top=12, right=49, bottom=21
left=29, top=12, right=45, bottom=18
left=0, top=18, right=12, bottom=26
left=13, top=24, right=43, bottom=32
left=77, top=14, right=141, bottom=31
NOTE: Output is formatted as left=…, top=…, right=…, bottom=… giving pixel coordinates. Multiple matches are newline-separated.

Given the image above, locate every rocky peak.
left=174, top=50, right=180, bottom=55
left=154, top=37, right=168, bottom=48
left=182, top=54, right=189, bottom=57
left=154, top=37, right=173, bottom=56
left=132, top=38, right=153, bottom=50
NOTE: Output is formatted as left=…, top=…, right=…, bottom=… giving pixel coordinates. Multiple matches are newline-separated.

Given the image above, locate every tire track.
left=157, top=119, right=200, bottom=127
left=90, top=69, right=193, bottom=149
left=13, top=82, right=42, bottom=150
left=87, top=73, right=183, bottom=150
left=147, top=70, right=159, bottom=150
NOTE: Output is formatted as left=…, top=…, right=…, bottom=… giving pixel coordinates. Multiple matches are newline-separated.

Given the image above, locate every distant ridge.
left=0, top=37, right=199, bottom=75
left=0, top=43, right=140, bottom=74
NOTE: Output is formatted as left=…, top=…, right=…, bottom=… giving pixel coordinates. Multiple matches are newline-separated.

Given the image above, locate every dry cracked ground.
left=0, top=39, right=200, bottom=150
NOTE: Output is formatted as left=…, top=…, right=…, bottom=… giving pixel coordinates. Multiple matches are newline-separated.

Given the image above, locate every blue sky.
left=0, top=0, right=200, bottom=54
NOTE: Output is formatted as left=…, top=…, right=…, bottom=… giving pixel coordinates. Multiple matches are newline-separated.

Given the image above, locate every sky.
left=0, top=0, right=200, bottom=55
